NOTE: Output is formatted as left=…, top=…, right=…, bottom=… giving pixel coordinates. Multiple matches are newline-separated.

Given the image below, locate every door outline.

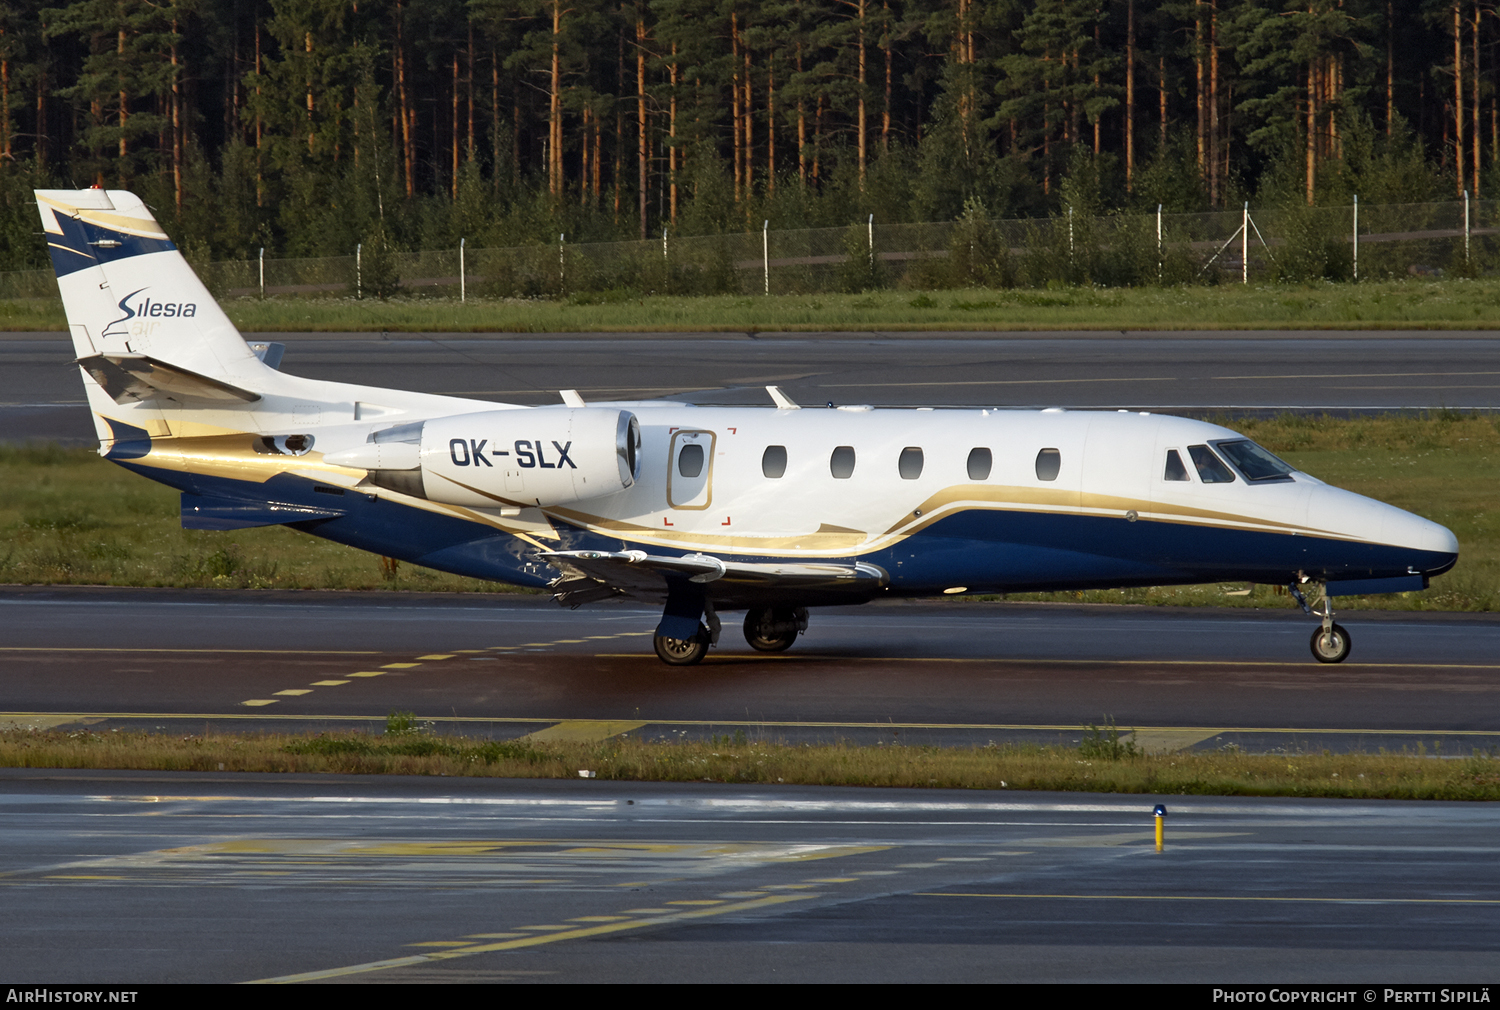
left=667, top=429, right=716, bottom=510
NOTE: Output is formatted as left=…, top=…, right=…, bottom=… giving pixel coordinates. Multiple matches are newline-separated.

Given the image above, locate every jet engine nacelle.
left=326, top=408, right=641, bottom=508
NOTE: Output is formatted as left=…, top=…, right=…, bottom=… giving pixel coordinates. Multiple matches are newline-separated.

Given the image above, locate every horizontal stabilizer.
left=182, top=493, right=343, bottom=531
left=80, top=353, right=261, bottom=405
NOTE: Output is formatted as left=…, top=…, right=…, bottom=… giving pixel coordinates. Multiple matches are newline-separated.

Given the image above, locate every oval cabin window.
left=967, top=447, right=992, bottom=481
left=830, top=445, right=856, bottom=479
left=1035, top=448, right=1061, bottom=481
left=898, top=447, right=924, bottom=480
left=762, top=445, right=787, bottom=479
left=678, top=443, right=705, bottom=478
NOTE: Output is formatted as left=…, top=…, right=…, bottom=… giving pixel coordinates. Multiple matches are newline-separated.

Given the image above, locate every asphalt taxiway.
left=4, top=330, right=1500, bottom=443
left=3, top=588, right=1499, bottom=755
left=2, top=772, right=1497, bottom=984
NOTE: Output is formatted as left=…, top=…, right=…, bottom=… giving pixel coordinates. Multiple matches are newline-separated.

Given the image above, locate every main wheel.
left=744, top=608, right=798, bottom=652
left=1310, top=623, right=1351, bottom=664
left=654, top=625, right=709, bottom=666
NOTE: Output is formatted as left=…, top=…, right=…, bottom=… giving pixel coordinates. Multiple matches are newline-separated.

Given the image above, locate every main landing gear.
left=653, top=599, right=721, bottom=666
left=743, top=607, right=809, bottom=652
left=1290, top=580, right=1352, bottom=664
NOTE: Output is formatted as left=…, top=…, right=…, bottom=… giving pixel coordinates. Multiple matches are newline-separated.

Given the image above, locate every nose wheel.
left=1293, top=580, right=1352, bottom=664
left=1310, top=623, right=1351, bottom=663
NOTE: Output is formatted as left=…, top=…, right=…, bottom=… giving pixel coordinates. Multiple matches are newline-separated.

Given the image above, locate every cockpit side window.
left=1213, top=439, right=1295, bottom=482
left=1163, top=449, right=1190, bottom=481
left=1188, top=444, right=1236, bottom=483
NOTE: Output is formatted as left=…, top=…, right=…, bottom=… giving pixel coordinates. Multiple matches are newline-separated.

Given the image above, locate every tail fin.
left=36, top=189, right=261, bottom=384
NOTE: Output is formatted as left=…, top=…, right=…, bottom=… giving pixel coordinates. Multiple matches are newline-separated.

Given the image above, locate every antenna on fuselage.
left=765, top=386, right=800, bottom=410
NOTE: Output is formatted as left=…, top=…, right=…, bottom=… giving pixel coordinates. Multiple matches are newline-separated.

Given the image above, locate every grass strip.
left=3, top=724, right=1498, bottom=800
left=2, top=413, right=1497, bottom=608
left=13, top=280, right=1500, bottom=333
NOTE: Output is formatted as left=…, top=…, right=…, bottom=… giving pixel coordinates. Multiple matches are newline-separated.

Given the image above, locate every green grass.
left=4, top=724, right=1498, bottom=799
left=1, top=413, right=1496, bottom=606
left=12, top=278, right=1500, bottom=332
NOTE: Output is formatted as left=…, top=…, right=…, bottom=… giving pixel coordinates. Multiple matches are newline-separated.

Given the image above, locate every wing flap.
left=539, top=549, right=887, bottom=606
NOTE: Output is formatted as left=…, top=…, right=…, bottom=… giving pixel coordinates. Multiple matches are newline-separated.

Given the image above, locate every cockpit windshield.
left=1187, top=445, right=1236, bottom=483
left=1213, top=439, right=1296, bottom=482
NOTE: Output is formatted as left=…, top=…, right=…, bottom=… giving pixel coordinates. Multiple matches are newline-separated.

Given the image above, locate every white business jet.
left=37, top=188, right=1458, bottom=665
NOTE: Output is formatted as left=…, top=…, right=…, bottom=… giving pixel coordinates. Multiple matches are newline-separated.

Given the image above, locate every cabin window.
left=1035, top=448, right=1061, bottom=481
left=1164, top=449, right=1190, bottom=481
left=830, top=445, right=856, bottom=479
left=1214, top=439, right=1295, bottom=482
left=1188, top=444, right=1236, bottom=483
left=898, top=447, right=924, bottom=480
left=967, top=447, right=992, bottom=481
left=762, top=445, right=787, bottom=479
left=678, top=443, right=705, bottom=478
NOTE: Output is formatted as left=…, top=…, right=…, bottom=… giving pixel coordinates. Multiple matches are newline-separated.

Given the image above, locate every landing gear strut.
left=743, top=607, right=808, bottom=652
left=1292, top=579, right=1352, bottom=664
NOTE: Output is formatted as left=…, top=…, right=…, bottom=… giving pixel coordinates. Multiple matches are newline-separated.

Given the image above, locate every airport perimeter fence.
left=4, top=196, right=1498, bottom=303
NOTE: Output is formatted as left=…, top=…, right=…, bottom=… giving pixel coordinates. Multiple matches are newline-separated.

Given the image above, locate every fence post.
left=355, top=243, right=362, bottom=299
left=258, top=247, right=265, bottom=299
left=1352, top=195, right=1359, bottom=282
left=1242, top=202, right=1249, bottom=284
left=763, top=220, right=770, bottom=295
left=1465, top=190, right=1472, bottom=263
left=460, top=238, right=466, bottom=302
left=1156, top=204, right=1162, bottom=283
left=662, top=227, right=668, bottom=261
left=1067, top=205, right=1074, bottom=258
left=559, top=233, right=565, bottom=291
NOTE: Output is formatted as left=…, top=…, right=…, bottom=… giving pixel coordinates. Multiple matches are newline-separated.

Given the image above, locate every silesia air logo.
left=101, top=288, right=198, bottom=339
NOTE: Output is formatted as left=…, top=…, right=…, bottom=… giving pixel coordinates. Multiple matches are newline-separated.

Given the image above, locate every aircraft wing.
left=79, top=353, right=261, bottom=405
left=540, top=549, right=887, bottom=607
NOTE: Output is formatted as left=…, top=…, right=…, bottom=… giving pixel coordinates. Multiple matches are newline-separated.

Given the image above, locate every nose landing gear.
left=1291, top=580, right=1352, bottom=664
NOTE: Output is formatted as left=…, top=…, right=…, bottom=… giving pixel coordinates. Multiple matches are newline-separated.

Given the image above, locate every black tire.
left=1310, top=623, right=1351, bottom=664
left=744, top=608, right=798, bottom=652
left=654, top=625, right=709, bottom=666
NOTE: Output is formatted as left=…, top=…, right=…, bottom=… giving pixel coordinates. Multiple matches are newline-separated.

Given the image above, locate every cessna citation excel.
left=38, top=188, right=1458, bottom=665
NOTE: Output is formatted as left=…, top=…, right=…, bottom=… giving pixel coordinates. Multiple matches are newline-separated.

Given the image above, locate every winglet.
left=560, top=389, right=586, bottom=407
left=766, top=385, right=800, bottom=409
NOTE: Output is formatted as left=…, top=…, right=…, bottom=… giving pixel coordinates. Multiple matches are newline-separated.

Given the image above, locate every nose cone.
left=1308, top=485, right=1458, bottom=575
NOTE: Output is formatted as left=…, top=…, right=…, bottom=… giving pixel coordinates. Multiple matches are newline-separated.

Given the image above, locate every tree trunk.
left=766, top=52, right=775, bottom=196
left=731, top=14, right=742, bottom=201
left=1125, top=0, right=1134, bottom=189
left=1209, top=2, right=1219, bottom=206
left=550, top=0, right=564, bottom=199
left=669, top=43, right=678, bottom=222
left=1473, top=0, right=1481, bottom=199
left=171, top=15, right=182, bottom=212
left=856, top=0, right=866, bottom=187
left=882, top=1, right=891, bottom=153
left=1455, top=2, right=1465, bottom=197
left=637, top=12, right=649, bottom=240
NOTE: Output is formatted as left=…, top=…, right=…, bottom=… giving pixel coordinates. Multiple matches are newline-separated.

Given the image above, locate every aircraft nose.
left=1307, top=485, right=1458, bottom=573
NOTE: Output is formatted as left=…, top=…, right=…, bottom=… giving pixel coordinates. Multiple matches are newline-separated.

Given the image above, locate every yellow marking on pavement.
left=622, top=908, right=675, bottom=914
left=9, top=711, right=1499, bottom=742
left=462, top=933, right=525, bottom=939
left=248, top=894, right=818, bottom=984
left=665, top=899, right=724, bottom=906
left=805, top=877, right=859, bottom=883
left=416, top=655, right=455, bottom=660
left=552, top=639, right=587, bottom=644
left=718, top=892, right=769, bottom=898
left=309, top=680, right=348, bottom=687
left=273, top=690, right=312, bottom=697
left=1128, top=729, right=1221, bottom=754
left=241, top=700, right=278, bottom=707
left=514, top=925, right=572, bottom=931
left=347, top=672, right=385, bottom=678
left=0, top=715, right=104, bottom=731
left=568, top=916, right=632, bottom=923
left=525, top=719, right=648, bottom=744
left=406, top=941, right=473, bottom=948
left=917, top=892, right=1500, bottom=906
left=381, top=663, right=420, bottom=669
left=47, top=875, right=123, bottom=880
